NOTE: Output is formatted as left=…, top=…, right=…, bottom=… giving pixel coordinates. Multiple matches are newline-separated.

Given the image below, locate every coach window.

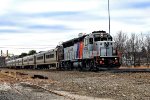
left=24, top=60, right=27, bottom=62
left=46, top=54, right=54, bottom=58
left=29, top=58, right=33, bottom=61
left=37, top=56, right=43, bottom=60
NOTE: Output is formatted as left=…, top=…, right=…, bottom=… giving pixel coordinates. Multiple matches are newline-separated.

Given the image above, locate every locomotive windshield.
left=94, top=34, right=112, bottom=41
left=101, top=37, right=107, bottom=41
left=94, top=34, right=107, bottom=41
left=94, top=34, right=100, bottom=41
left=94, top=37, right=101, bottom=41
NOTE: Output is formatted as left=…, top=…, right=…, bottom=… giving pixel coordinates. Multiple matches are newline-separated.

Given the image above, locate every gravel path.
left=0, top=72, right=70, bottom=100
left=0, top=82, right=69, bottom=100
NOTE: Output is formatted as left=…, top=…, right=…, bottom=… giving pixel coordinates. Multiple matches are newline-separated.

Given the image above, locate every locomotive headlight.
left=102, top=58, right=104, bottom=60
left=115, top=58, right=117, bottom=60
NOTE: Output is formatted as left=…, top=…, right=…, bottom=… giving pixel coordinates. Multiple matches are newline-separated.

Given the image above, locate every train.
left=6, top=30, right=121, bottom=70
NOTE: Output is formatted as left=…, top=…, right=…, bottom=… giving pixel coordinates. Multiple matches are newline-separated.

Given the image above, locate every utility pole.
left=108, top=0, right=110, bottom=34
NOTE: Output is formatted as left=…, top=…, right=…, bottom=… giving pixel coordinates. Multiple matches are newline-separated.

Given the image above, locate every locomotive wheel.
left=63, top=62, right=71, bottom=71
left=85, top=61, right=91, bottom=71
left=78, top=64, right=83, bottom=71
left=79, top=61, right=87, bottom=71
left=58, top=63, right=63, bottom=70
left=60, top=62, right=65, bottom=70
left=64, top=63, right=68, bottom=70
left=90, top=60, right=98, bottom=71
left=67, top=62, right=72, bottom=70
left=80, top=61, right=92, bottom=71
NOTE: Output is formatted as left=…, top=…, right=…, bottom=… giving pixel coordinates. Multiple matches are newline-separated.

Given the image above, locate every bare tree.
left=114, top=31, right=149, bottom=67
left=114, top=31, right=127, bottom=64
left=145, top=35, right=150, bottom=67
left=124, top=39, right=132, bottom=66
left=114, top=31, right=127, bottom=52
left=129, top=33, right=140, bottom=67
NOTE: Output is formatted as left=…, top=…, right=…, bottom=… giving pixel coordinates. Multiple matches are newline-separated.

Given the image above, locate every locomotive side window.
left=84, top=38, right=88, bottom=46
left=89, top=38, right=93, bottom=44
left=108, top=37, right=112, bottom=41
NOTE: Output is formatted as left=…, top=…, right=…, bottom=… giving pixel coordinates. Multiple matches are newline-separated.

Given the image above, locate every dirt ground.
left=0, top=69, right=150, bottom=100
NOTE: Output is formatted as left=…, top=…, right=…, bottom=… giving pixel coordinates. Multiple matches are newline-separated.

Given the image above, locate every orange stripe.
left=79, top=42, right=83, bottom=59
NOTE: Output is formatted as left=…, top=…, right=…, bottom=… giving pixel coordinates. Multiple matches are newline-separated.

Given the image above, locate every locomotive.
left=6, top=30, right=121, bottom=70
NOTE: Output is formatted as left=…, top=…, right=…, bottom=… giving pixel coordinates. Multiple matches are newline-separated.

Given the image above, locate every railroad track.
left=1, top=67, right=150, bottom=73
left=109, top=68, right=150, bottom=73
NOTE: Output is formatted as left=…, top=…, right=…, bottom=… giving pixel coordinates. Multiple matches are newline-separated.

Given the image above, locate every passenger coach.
left=6, top=49, right=58, bottom=69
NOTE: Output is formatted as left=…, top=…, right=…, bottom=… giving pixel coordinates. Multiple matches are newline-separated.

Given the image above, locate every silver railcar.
left=45, top=49, right=58, bottom=68
left=23, top=56, right=28, bottom=67
left=15, top=58, right=22, bottom=68
left=28, top=55, right=35, bottom=66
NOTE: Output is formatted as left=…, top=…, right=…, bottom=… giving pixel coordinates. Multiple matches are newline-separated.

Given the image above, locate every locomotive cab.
left=83, top=31, right=120, bottom=69
left=93, top=31, right=114, bottom=57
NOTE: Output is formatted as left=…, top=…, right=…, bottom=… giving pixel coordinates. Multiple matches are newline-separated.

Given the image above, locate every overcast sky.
left=0, top=0, right=150, bottom=55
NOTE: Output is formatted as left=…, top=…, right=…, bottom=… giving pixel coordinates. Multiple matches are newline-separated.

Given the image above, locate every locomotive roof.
left=62, top=34, right=87, bottom=46
left=35, top=49, right=56, bottom=56
left=92, top=30, right=106, bottom=34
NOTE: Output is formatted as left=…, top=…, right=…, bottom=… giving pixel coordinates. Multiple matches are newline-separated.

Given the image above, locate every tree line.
left=19, top=50, right=36, bottom=58
left=114, top=31, right=150, bottom=67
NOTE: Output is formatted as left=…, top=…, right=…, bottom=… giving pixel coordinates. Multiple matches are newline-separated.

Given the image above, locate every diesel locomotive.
left=6, top=30, right=121, bottom=70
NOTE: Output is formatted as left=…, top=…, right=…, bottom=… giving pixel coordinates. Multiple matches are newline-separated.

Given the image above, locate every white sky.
left=0, top=0, right=149, bottom=55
